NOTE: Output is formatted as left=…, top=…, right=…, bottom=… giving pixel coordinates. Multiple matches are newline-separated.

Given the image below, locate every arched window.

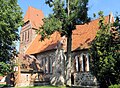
left=74, top=53, right=90, bottom=72
left=86, top=53, right=90, bottom=71
left=42, top=58, right=46, bottom=73
left=83, top=53, right=90, bottom=72
left=80, top=54, right=84, bottom=72
left=22, top=33, right=24, bottom=41
left=49, top=57, right=53, bottom=73
left=45, top=57, right=49, bottom=73
left=26, top=75, right=28, bottom=81
left=75, top=54, right=83, bottom=72
left=83, top=54, right=87, bottom=72
left=75, top=56, right=79, bottom=72
left=27, top=30, right=29, bottom=41
left=25, top=31, right=27, bottom=41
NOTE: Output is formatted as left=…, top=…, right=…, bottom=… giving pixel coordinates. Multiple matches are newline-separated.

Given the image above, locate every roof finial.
left=109, top=12, right=113, bottom=23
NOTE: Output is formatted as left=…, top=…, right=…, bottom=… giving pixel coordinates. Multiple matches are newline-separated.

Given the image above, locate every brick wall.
left=74, top=72, right=98, bottom=86
left=36, top=50, right=56, bottom=75
left=19, top=21, right=37, bottom=54
left=35, top=49, right=92, bottom=86
left=18, top=73, right=31, bottom=87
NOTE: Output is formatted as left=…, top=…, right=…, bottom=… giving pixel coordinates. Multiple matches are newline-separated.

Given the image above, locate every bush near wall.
left=109, top=84, right=120, bottom=88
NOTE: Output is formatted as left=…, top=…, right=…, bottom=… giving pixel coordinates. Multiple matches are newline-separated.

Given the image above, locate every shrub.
left=109, top=84, right=120, bottom=88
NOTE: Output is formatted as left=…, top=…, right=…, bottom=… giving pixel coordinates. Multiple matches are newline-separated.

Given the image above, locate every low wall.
left=0, top=82, right=6, bottom=84
left=74, top=72, right=98, bottom=86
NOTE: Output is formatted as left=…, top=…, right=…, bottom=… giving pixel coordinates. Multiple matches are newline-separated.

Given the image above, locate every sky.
left=16, top=0, right=120, bottom=51
left=18, top=0, right=120, bottom=17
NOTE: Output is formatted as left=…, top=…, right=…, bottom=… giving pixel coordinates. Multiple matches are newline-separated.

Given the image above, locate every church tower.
left=19, top=6, right=44, bottom=54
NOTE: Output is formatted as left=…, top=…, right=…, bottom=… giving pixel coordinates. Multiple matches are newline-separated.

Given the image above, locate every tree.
left=37, top=0, right=90, bottom=86
left=0, top=0, right=23, bottom=74
left=90, top=12, right=120, bottom=88
left=0, top=62, right=11, bottom=75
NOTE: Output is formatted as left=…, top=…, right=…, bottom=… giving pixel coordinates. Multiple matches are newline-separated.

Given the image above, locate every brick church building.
left=15, top=6, right=113, bottom=87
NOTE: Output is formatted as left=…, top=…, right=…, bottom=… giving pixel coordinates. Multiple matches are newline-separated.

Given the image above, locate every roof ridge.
left=91, top=15, right=109, bottom=22
left=25, top=34, right=39, bottom=54
left=28, top=6, right=41, bottom=11
left=76, top=15, right=110, bottom=27
left=23, top=6, right=44, bottom=29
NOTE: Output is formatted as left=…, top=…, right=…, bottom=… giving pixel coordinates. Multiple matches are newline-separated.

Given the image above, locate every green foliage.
left=0, top=0, right=22, bottom=75
left=109, top=84, right=120, bottom=88
left=0, top=73, right=3, bottom=76
left=37, top=0, right=90, bottom=86
left=0, top=62, right=11, bottom=75
left=90, top=12, right=120, bottom=88
left=37, top=0, right=90, bottom=39
left=0, top=0, right=23, bottom=62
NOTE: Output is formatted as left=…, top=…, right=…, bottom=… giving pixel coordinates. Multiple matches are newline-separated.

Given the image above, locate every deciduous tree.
left=0, top=0, right=23, bottom=74
left=37, top=0, right=90, bottom=86
left=90, top=12, right=120, bottom=88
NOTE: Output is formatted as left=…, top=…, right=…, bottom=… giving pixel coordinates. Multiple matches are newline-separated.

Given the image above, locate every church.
left=15, top=6, right=113, bottom=87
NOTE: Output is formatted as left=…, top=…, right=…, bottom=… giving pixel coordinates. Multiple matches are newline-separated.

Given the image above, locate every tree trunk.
left=66, top=29, right=72, bottom=86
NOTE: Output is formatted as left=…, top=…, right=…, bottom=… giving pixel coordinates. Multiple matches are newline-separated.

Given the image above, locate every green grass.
left=0, top=84, right=5, bottom=86
left=16, top=85, right=66, bottom=88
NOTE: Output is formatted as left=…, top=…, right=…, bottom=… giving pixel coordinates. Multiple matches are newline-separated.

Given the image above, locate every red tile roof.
left=23, top=6, right=44, bottom=29
left=25, top=31, right=61, bottom=54
left=25, top=15, right=113, bottom=54
left=72, top=15, right=113, bottom=51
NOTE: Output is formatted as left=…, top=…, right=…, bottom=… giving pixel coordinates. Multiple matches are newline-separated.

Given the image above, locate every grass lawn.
left=16, top=85, right=66, bottom=88
left=0, top=84, right=6, bottom=87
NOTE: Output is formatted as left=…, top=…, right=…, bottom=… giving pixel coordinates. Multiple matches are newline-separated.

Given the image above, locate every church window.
left=41, top=57, right=54, bottom=74
left=20, top=34, right=22, bottom=42
left=83, top=53, right=90, bottom=72
left=42, top=57, right=48, bottom=73
left=45, top=57, right=49, bottom=73
left=41, top=59, right=43, bottom=67
left=79, top=54, right=83, bottom=72
left=26, top=75, right=28, bottom=81
left=75, top=55, right=83, bottom=72
left=83, top=54, right=87, bottom=72
left=25, top=31, right=27, bottom=41
left=22, top=33, right=24, bottom=41
left=43, top=58, right=46, bottom=73
left=75, top=56, right=79, bottom=72
left=86, top=53, right=90, bottom=71
left=75, top=53, right=90, bottom=72
left=49, top=58, right=53, bottom=73
left=27, top=30, right=29, bottom=41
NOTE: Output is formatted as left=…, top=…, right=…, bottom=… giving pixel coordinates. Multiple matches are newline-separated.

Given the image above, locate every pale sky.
left=16, top=0, right=120, bottom=51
